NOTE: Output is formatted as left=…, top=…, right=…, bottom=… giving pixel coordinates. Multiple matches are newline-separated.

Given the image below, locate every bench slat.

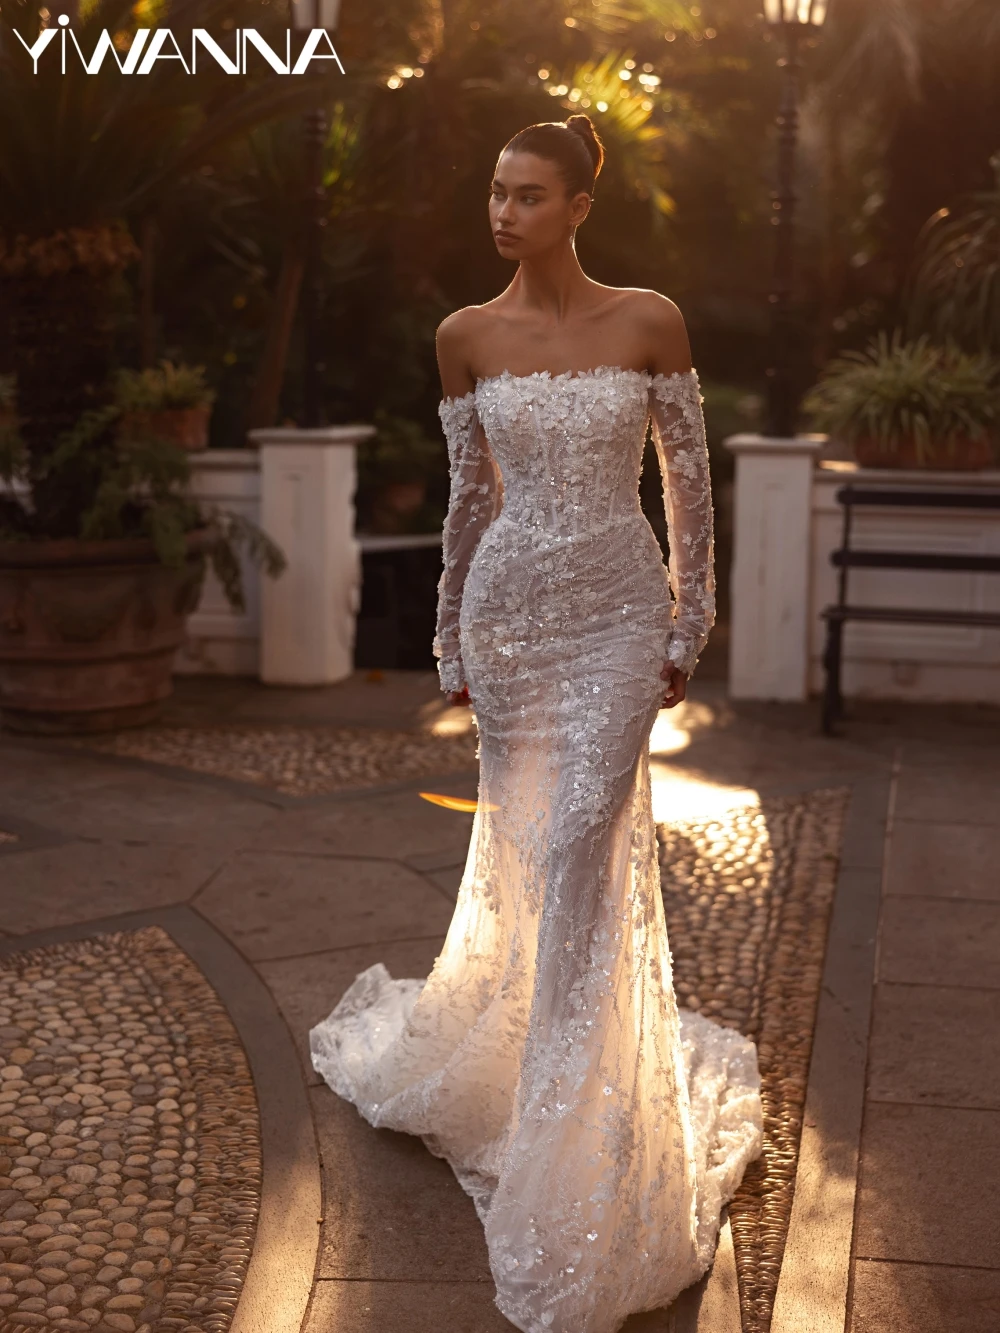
left=822, top=605, right=1000, bottom=628
left=831, top=550, right=1000, bottom=573
left=836, top=486, right=1000, bottom=510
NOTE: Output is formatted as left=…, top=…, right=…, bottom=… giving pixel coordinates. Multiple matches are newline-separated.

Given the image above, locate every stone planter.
left=0, top=532, right=207, bottom=734
left=851, top=434, right=995, bottom=471
left=119, top=404, right=211, bottom=451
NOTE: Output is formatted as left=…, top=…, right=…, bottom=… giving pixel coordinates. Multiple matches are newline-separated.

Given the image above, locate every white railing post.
left=724, top=432, right=826, bottom=700
left=249, top=424, right=375, bottom=685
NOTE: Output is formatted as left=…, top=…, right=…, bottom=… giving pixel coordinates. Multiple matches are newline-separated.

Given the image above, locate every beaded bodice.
left=434, top=365, right=716, bottom=688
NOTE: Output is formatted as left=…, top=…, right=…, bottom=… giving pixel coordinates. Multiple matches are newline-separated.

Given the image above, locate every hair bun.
left=564, top=114, right=605, bottom=180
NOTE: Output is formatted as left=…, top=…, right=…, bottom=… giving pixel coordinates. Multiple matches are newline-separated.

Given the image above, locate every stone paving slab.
left=886, top=820, right=1000, bottom=902
left=0, top=845, right=226, bottom=936
left=853, top=1103, right=1000, bottom=1269
left=868, top=983, right=1000, bottom=1109
left=197, top=851, right=455, bottom=963
left=878, top=898, right=1000, bottom=990
left=849, top=1259, right=1000, bottom=1333
left=0, top=745, right=287, bottom=850
left=305, top=1277, right=514, bottom=1333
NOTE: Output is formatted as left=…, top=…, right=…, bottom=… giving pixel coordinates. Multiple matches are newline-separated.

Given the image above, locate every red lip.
left=495, top=232, right=519, bottom=242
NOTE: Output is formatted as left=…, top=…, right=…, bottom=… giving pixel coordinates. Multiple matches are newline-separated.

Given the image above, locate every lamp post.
left=761, top=0, right=830, bottom=438
left=291, top=0, right=342, bottom=428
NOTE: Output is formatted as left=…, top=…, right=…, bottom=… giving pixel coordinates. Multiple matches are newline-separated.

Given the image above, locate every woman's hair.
left=501, top=114, right=605, bottom=199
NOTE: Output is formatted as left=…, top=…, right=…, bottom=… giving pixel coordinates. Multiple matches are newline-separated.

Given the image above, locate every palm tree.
left=805, top=0, right=1000, bottom=355
left=906, top=151, right=1000, bottom=356
left=0, top=0, right=332, bottom=534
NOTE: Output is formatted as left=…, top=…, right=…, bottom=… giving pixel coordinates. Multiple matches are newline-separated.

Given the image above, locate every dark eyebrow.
left=491, top=180, right=550, bottom=192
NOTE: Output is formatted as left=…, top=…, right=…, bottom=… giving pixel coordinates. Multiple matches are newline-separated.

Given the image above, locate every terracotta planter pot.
left=0, top=532, right=208, bottom=734
left=118, top=404, right=211, bottom=451
left=851, top=434, right=996, bottom=471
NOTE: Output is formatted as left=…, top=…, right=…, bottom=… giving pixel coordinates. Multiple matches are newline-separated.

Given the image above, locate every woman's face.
left=489, top=150, right=592, bottom=258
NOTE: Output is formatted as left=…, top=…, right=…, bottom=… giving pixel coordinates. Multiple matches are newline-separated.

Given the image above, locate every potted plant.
left=803, top=331, right=1000, bottom=470
left=115, top=359, right=216, bottom=452
left=356, top=410, right=447, bottom=534
left=0, top=1, right=330, bottom=733
left=0, top=395, right=284, bottom=734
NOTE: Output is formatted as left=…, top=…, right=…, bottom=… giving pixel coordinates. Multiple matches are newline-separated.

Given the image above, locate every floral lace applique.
left=311, top=367, right=759, bottom=1333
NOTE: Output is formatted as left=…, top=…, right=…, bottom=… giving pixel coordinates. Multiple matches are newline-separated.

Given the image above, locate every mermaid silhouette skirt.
left=310, top=367, right=762, bottom=1333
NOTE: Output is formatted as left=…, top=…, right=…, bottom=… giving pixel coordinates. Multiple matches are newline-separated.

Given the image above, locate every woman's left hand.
left=659, top=662, right=688, bottom=709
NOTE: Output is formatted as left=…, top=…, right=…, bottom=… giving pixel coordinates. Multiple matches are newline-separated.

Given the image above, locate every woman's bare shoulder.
left=436, top=305, right=494, bottom=398
left=622, top=288, right=692, bottom=375
left=436, top=302, right=498, bottom=345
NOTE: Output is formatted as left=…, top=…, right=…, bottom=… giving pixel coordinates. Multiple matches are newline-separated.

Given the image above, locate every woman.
left=311, top=114, right=763, bottom=1333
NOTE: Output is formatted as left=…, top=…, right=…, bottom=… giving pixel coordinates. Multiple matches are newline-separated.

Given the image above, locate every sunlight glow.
left=763, top=0, right=828, bottom=26
left=648, top=702, right=759, bottom=822
left=429, top=707, right=476, bottom=738
left=650, top=765, right=760, bottom=823
left=418, top=792, right=484, bottom=812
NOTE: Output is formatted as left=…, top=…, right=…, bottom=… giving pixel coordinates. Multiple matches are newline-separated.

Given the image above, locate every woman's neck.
left=503, top=243, right=599, bottom=323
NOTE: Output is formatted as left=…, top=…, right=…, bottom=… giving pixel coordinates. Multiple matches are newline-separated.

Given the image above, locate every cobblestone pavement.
left=0, top=929, right=259, bottom=1333
left=0, top=670, right=997, bottom=1333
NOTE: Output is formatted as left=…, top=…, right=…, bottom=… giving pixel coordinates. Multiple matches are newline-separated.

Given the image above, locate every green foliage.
left=803, top=331, right=1000, bottom=463
left=112, top=360, right=216, bottom=413
left=906, top=151, right=1000, bottom=358
left=0, top=0, right=336, bottom=237
left=206, top=510, right=286, bottom=614
left=0, top=384, right=285, bottom=607
left=357, top=410, right=446, bottom=489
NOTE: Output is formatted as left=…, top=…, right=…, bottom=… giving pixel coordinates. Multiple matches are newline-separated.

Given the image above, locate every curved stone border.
left=0, top=909, right=321, bottom=1333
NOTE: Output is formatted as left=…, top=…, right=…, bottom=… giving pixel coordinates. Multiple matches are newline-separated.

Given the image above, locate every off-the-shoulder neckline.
left=440, top=364, right=696, bottom=407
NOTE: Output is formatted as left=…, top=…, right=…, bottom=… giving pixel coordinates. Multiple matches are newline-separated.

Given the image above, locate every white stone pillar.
left=724, top=432, right=826, bottom=700
left=248, top=425, right=375, bottom=686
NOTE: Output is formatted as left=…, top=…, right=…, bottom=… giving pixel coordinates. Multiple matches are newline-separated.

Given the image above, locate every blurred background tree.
left=4, top=0, right=997, bottom=530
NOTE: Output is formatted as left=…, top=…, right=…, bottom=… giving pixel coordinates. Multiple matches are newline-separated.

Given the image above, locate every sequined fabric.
left=310, top=365, right=763, bottom=1333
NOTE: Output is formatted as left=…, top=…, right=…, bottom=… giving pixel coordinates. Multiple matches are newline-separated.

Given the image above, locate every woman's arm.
left=433, top=313, right=503, bottom=703
left=639, top=295, right=715, bottom=705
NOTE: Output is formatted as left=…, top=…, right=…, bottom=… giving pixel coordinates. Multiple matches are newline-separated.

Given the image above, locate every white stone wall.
left=726, top=433, right=1000, bottom=704
left=808, top=464, right=1000, bottom=706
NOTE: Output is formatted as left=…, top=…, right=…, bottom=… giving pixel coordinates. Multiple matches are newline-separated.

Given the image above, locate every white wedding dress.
left=310, top=365, right=763, bottom=1333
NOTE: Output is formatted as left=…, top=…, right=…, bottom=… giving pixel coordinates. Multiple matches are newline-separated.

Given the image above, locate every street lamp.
left=761, top=0, right=830, bottom=438
left=291, top=0, right=342, bottom=427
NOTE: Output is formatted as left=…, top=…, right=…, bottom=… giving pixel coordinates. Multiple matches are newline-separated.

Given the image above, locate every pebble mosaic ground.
left=6, top=718, right=849, bottom=1333
left=658, top=786, right=849, bottom=1333
left=74, top=726, right=479, bottom=798
left=0, top=928, right=260, bottom=1333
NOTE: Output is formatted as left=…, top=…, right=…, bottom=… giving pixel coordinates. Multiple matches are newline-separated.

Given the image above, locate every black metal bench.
left=821, top=483, right=1000, bottom=734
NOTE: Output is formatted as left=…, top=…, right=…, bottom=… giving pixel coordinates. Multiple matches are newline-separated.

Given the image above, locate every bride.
left=310, top=113, right=763, bottom=1333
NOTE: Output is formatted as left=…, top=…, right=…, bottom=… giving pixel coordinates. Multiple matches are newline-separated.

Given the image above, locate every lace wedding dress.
left=310, top=365, right=763, bottom=1333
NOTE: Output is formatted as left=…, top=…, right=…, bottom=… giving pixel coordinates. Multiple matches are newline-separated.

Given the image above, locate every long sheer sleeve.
left=648, top=369, right=716, bottom=678
left=433, top=391, right=504, bottom=694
